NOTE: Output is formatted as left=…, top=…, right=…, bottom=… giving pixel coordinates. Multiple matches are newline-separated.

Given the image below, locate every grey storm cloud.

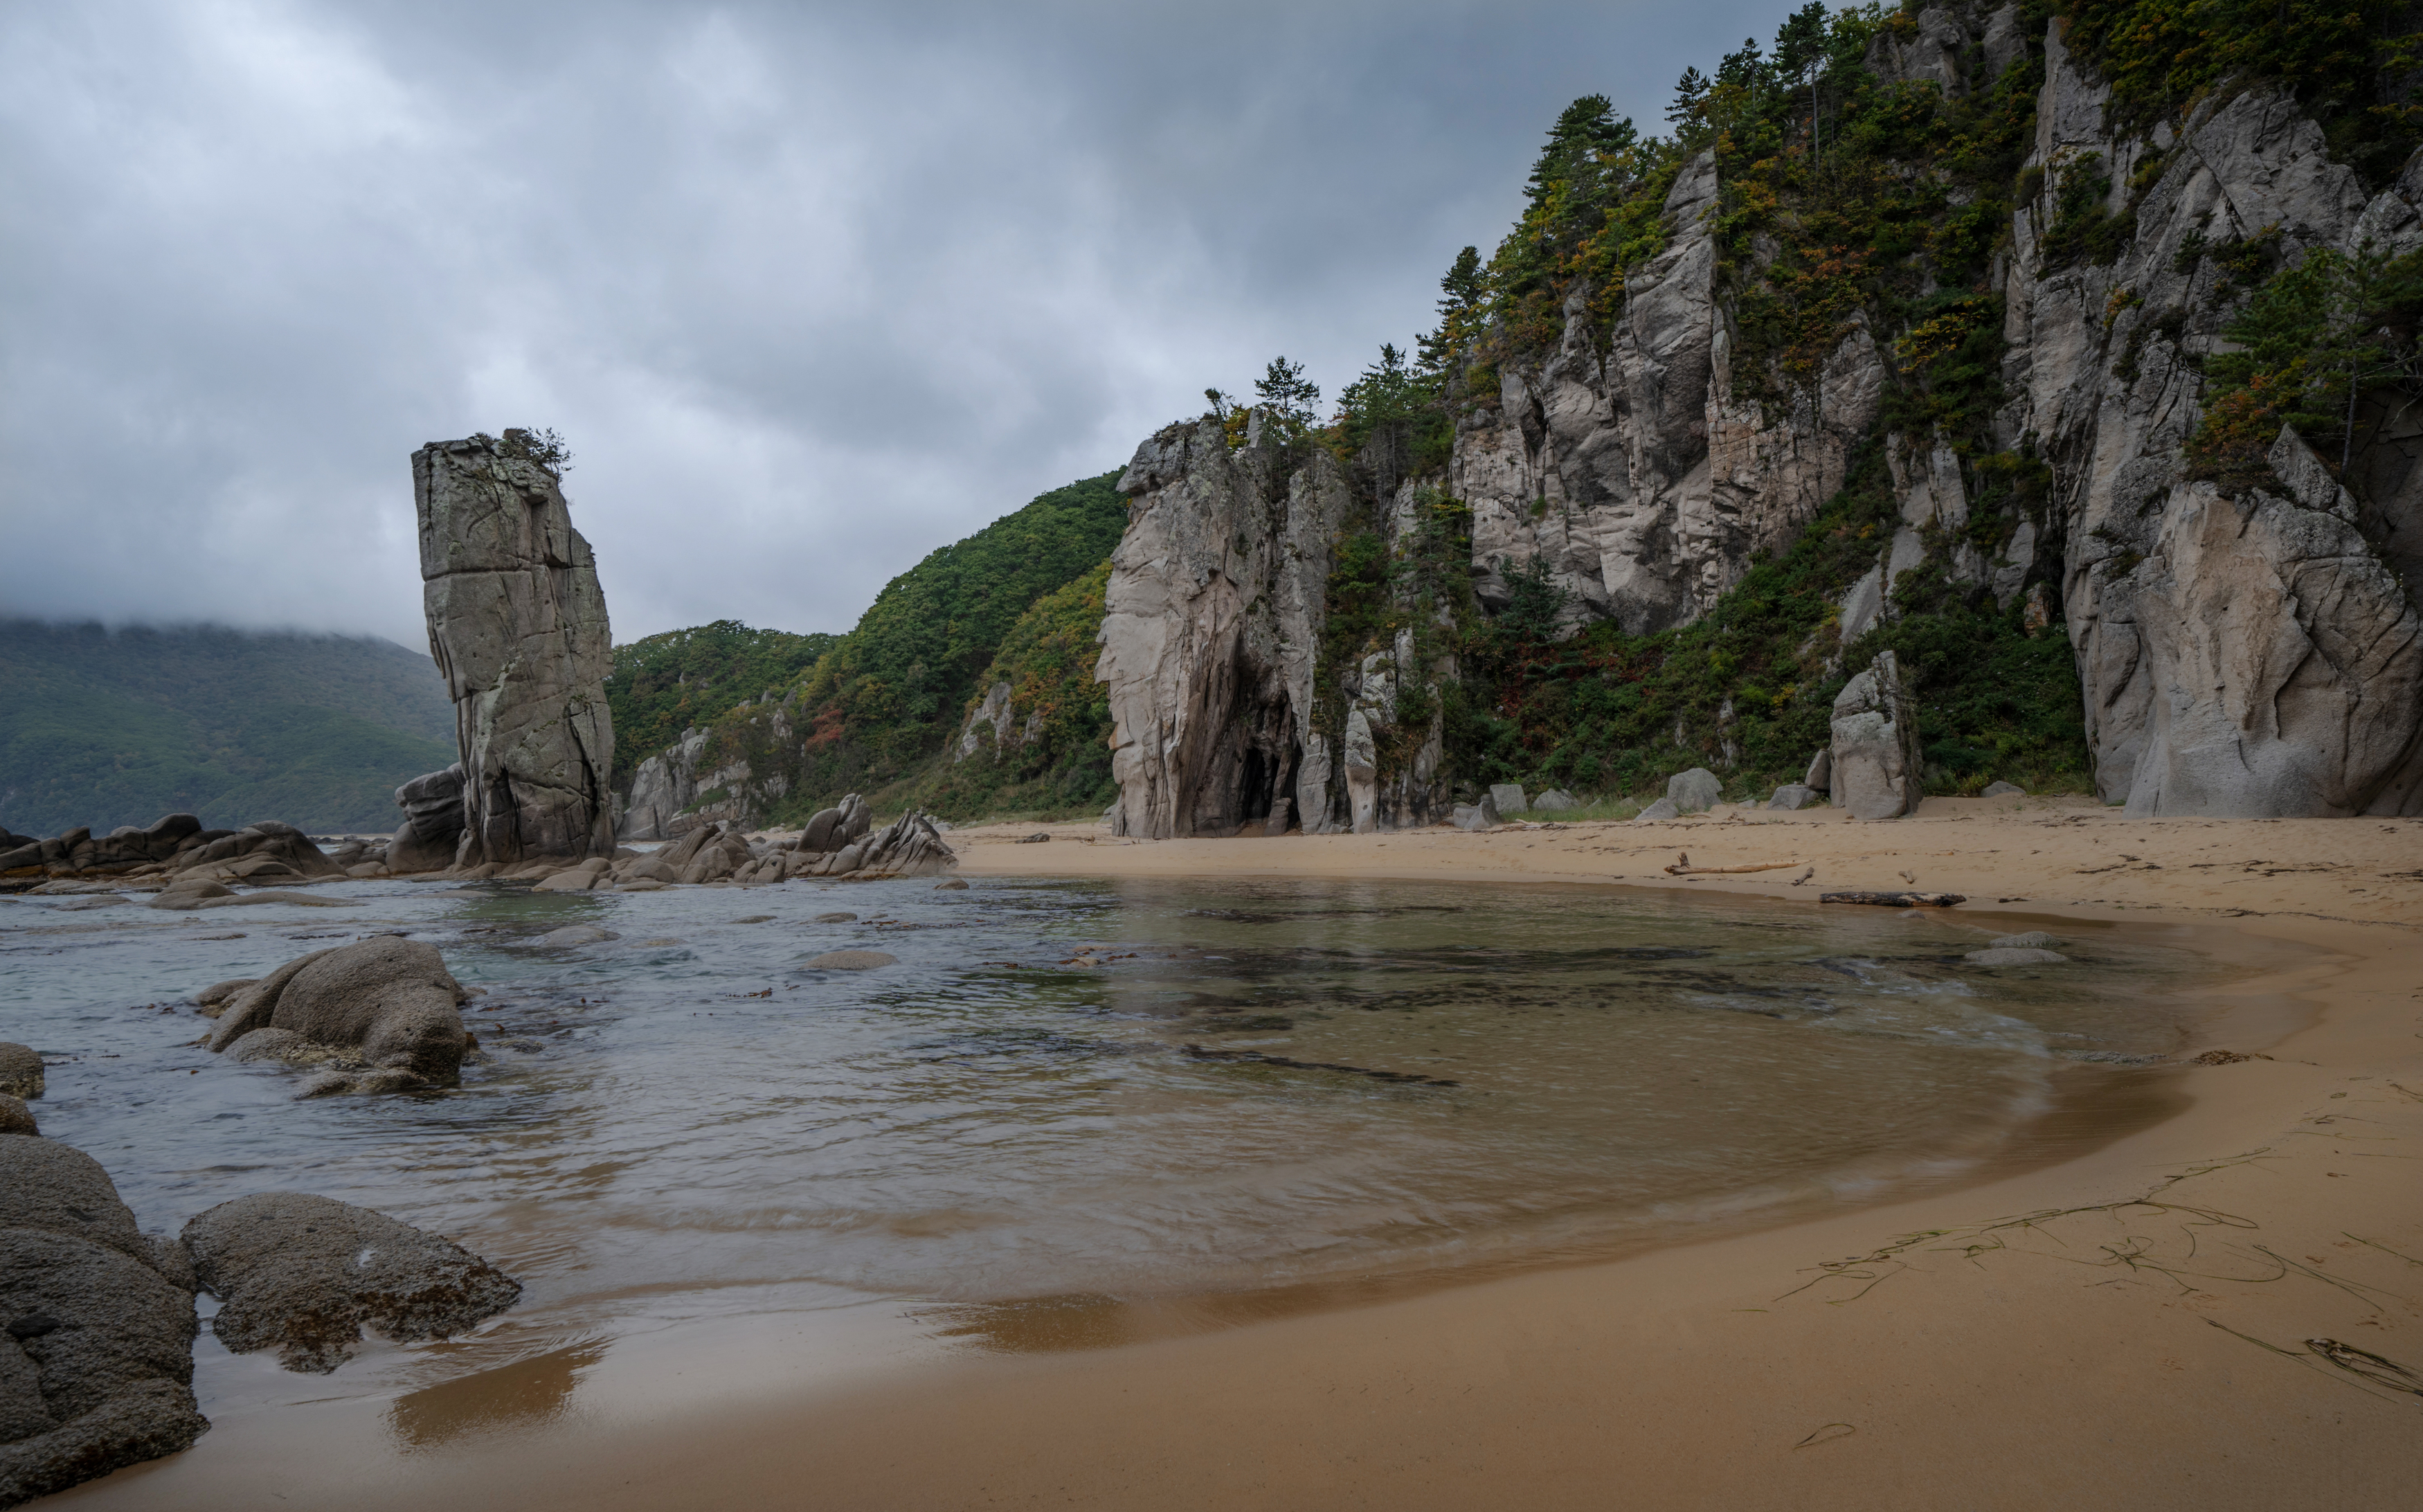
left=1, top=0, right=1792, bottom=647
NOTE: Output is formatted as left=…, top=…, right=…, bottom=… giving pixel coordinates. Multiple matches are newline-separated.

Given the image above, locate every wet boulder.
left=388, top=764, right=468, bottom=874
left=203, top=938, right=471, bottom=1090
left=0, top=1050, right=37, bottom=1103
left=0, top=1100, right=33, bottom=1138
left=0, top=1139, right=206, bottom=1506
left=181, top=1193, right=520, bottom=1375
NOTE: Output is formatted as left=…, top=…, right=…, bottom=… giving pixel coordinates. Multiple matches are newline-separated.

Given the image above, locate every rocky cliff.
left=410, top=432, right=615, bottom=863
left=1095, top=1, right=2423, bottom=824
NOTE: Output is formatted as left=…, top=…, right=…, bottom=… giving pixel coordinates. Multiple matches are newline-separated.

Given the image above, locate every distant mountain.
left=0, top=620, right=457, bottom=836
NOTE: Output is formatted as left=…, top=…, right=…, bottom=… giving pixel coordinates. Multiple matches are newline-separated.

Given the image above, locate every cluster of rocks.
left=1, top=814, right=351, bottom=897
left=0, top=1106, right=516, bottom=1502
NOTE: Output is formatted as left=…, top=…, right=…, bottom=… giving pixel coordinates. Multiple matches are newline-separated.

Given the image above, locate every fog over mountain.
left=0, top=0, right=1785, bottom=647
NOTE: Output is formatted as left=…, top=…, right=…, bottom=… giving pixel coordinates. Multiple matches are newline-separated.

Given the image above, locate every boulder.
left=795, top=794, right=872, bottom=856
left=1632, top=797, right=1681, bottom=822
left=934, top=878, right=969, bottom=890
left=192, top=890, right=358, bottom=910
left=181, top=1192, right=520, bottom=1374
left=146, top=880, right=231, bottom=910
left=1804, top=748, right=1832, bottom=793
left=0, top=1050, right=39, bottom=1103
left=0, top=1100, right=31, bottom=1138
left=1990, top=932, right=2057, bottom=948
left=813, top=912, right=859, bottom=924
left=0, top=1138, right=205, bottom=1504
left=203, top=939, right=471, bottom=1088
left=1488, top=784, right=1529, bottom=816
left=806, top=951, right=897, bottom=971
left=1449, top=804, right=1493, bottom=831
left=1666, top=768, right=1722, bottom=813
left=1981, top=780, right=2026, bottom=798
left=414, top=433, right=616, bottom=865
left=1766, top=784, right=1818, bottom=811
left=388, top=764, right=468, bottom=873
left=1532, top=789, right=1578, bottom=813
left=1828, top=651, right=1923, bottom=820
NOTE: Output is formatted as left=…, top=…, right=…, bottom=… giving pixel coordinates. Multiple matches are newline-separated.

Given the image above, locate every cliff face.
left=413, top=433, right=616, bottom=862
left=1091, top=3, right=2423, bottom=822
left=1097, top=417, right=1353, bottom=837
left=1454, top=149, right=1886, bottom=636
left=2005, top=24, right=2423, bottom=815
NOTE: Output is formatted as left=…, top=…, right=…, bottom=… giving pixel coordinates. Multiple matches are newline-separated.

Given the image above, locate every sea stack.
left=410, top=431, right=615, bottom=866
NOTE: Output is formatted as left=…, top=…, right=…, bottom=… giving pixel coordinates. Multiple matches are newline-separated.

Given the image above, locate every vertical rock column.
left=413, top=433, right=615, bottom=865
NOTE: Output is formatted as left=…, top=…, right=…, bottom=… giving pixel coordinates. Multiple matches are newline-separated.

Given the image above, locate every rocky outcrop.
left=1454, top=149, right=1887, bottom=635
left=1996, top=24, right=2423, bottom=813
left=618, top=727, right=710, bottom=841
left=181, top=1193, right=519, bottom=1374
left=388, top=764, right=467, bottom=873
left=1097, top=417, right=1356, bottom=838
left=789, top=810, right=955, bottom=879
left=1829, top=651, right=1923, bottom=820
left=0, top=1138, right=205, bottom=1506
left=414, top=432, right=615, bottom=865
left=204, top=938, right=472, bottom=1092
left=0, top=1052, right=40, bottom=1105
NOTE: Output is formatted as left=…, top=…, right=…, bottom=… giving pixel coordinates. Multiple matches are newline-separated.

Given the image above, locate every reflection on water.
left=2, top=873, right=2213, bottom=1392
left=386, top=1338, right=606, bottom=1450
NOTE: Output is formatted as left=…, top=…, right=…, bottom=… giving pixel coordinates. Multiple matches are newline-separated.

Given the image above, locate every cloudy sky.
left=3, top=0, right=1787, bottom=648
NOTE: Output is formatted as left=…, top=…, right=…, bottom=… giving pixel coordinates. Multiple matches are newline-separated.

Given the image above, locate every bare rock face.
left=796, top=795, right=872, bottom=856
left=1993, top=24, right=2423, bottom=812
left=413, top=432, right=615, bottom=865
left=0, top=1138, right=206, bottom=1506
left=1454, top=149, right=1886, bottom=634
left=792, top=811, right=954, bottom=879
left=203, top=938, right=471, bottom=1090
left=1829, top=651, right=1923, bottom=820
left=181, top=1193, right=519, bottom=1374
left=618, top=727, right=710, bottom=842
left=2111, top=435, right=2423, bottom=816
left=1097, top=417, right=1370, bottom=837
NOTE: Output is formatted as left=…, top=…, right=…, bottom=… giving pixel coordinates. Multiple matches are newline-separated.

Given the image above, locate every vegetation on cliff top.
left=604, top=622, right=836, bottom=785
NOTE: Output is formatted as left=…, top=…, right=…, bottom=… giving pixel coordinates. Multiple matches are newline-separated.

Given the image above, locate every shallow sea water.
left=3, top=872, right=2219, bottom=1398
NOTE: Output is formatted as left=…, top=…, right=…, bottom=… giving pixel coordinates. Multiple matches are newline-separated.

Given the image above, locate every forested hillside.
left=0, top=621, right=456, bottom=834
left=612, top=471, right=1128, bottom=833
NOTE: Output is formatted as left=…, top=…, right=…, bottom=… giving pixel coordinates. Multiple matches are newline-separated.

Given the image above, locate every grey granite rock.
left=1633, top=797, right=1681, bottom=822
left=413, top=433, right=615, bottom=865
left=181, top=1192, right=519, bottom=1374
left=204, top=939, right=469, bottom=1088
left=1665, top=768, right=1722, bottom=813
left=1488, top=784, right=1528, bottom=816
left=1990, top=932, right=2057, bottom=948
left=1532, top=789, right=1578, bottom=812
left=0, top=1138, right=205, bottom=1504
left=0, top=1050, right=38, bottom=1103
left=1829, top=652, right=1922, bottom=820
left=1981, top=781, right=2025, bottom=798
left=1766, top=784, right=1818, bottom=811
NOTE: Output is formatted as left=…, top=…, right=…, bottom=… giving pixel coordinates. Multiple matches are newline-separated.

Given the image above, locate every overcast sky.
left=3, top=0, right=1790, bottom=649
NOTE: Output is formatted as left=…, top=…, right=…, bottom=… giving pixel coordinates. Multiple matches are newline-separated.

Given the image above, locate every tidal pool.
left=3, top=874, right=2224, bottom=1389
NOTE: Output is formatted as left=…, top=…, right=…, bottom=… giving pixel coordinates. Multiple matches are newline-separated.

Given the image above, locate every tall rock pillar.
left=412, top=432, right=615, bottom=865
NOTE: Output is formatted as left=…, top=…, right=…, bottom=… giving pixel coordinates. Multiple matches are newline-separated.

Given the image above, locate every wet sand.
left=61, top=799, right=2423, bottom=1509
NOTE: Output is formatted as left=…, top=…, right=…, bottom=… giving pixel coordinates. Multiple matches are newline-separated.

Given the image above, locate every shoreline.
left=60, top=805, right=2423, bottom=1509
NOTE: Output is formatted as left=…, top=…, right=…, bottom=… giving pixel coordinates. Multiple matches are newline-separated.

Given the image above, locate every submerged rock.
left=1964, top=946, right=2069, bottom=966
left=181, top=1193, right=519, bottom=1374
left=806, top=950, right=896, bottom=971
left=0, top=1138, right=205, bottom=1505
left=203, top=939, right=471, bottom=1089
left=1988, top=932, right=2057, bottom=949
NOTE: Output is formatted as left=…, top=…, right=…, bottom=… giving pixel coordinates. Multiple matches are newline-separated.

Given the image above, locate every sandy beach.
left=58, top=799, right=2423, bottom=1509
